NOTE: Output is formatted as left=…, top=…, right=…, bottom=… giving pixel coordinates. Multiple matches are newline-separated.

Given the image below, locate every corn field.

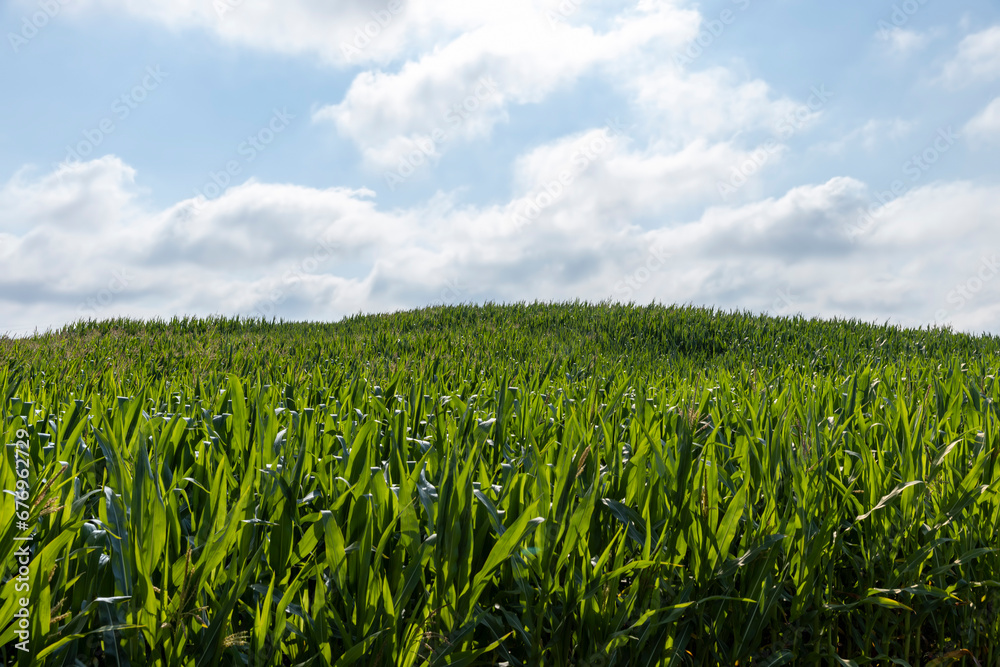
left=1, top=302, right=999, bottom=665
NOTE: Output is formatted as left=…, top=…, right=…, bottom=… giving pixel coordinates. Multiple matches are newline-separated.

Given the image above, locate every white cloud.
left=62, top=0, right=472, bottom=67
left=629, top=179, right=1000, bottom=331
left=0, top=157, right=139, bottom=234
left=5, top=156, right=1000, bottom=336
left=62, top=0, right=694, bottom=70
left=313, top=1, right=700, bottom=170
left=964, top=97, right=1000, bottom=144
left=0, top=157, right=399, bottom=331
left=940, top=25, right=1000, bottom=87
left=878, top=27, right=932, bottom=57
left=818, top=117, right=916, bottom=154
left=507, top=124, right=767, bottom=224
left=61, top=0, right=800, bottom=184
left=6, top=0, right=1000, bottom=338
left=632, top=65, right=816, bottom=146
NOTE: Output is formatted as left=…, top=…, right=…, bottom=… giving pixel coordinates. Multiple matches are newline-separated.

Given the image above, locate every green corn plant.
left=2, top=303, right=1000, bottom=665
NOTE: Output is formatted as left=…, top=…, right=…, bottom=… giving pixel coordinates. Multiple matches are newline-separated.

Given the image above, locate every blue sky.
left=3, top=0, right=1000, bottom=335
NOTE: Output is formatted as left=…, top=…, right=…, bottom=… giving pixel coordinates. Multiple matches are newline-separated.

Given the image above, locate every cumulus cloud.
left=0, top=157, right=394, bottom=331
left=964, top=97, right=1000, bottom=145
left=56, top=0, right=798, bottom=181
left=940, top=26, right=1000, bottom=88
left=313, top=1, right=700, bottom=170
left=877, top=27, right=932, bottom=57
left=5, top=0, right=999, bottom=339
left=61, top=0, right=468, bottom=66
left=626, top=179, right=1000, bottom=331
left=4, top=155, right=1000, bottom=337
left=60, top=0, right=695, bottom=70
left=631, top=65, right=816, bottom=146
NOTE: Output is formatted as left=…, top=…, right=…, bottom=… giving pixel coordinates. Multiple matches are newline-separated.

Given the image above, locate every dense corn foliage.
left=2, top=302, right=1000, bottom=666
